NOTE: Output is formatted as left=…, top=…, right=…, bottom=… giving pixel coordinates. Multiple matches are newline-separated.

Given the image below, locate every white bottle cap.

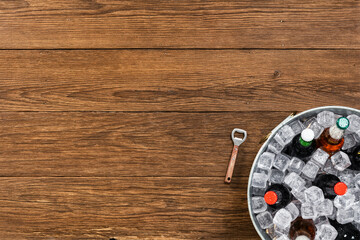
left=301, top=128, right=315, bottom=142
left=295, top=236, right=310, bottom=240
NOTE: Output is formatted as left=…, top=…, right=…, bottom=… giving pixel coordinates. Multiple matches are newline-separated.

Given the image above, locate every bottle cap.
left=336, top=117, right=350, bottom=130
left=334, top=182, right=347, bottom=195
left=264, top=191, right=278, bottom=205
left=301, top=129, right=315, bottom=142
left=295, top=236, right=310, bottom=240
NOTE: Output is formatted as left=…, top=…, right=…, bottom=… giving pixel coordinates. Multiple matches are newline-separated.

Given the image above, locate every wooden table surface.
left=0, top=1, right=359, bottom=239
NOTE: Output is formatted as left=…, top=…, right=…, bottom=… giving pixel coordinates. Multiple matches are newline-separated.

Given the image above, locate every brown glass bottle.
left=317, top=117, right=349, bottom=155
left=289, top=217, right=316, bottom=240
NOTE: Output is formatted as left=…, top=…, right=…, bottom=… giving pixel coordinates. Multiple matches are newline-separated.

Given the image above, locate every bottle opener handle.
left=225, top=128, right=247, bottom=184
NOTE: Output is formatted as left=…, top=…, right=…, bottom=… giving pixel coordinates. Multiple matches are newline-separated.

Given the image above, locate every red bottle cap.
left=334, top=182, right=347, bottom=196
left=264, top=191, right=278, bottom=205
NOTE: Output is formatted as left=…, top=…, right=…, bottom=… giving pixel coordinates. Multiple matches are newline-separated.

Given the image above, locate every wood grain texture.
left=0, top=111, right=293, bottom=178
left=0, top=177, right=257, bottom=239
left=1, top=0, right=359, bottom=238
left=0, top=50, right=359, bottom=112
left=0, top=0, right=358, bottom=49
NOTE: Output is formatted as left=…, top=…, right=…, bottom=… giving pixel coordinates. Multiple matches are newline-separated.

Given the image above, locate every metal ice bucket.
left=247, top=106, right=360, bottom=240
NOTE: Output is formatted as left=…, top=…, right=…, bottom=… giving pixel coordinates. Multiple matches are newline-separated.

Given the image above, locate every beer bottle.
left=313, top=173, right=347, bottom=199
left=286, top=128, right=317, bottom=160
left=263, top=184, right=292, bottom=210
left=289, top=217, right=316, bottom=240
left=317, top=117, right=350, bottom=154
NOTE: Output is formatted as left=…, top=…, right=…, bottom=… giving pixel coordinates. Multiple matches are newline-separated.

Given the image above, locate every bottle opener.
left=225, top=128, right=247, bottom=184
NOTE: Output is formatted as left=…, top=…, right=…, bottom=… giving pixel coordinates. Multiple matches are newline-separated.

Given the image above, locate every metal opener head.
left=231, top=128, right=247, bottom=146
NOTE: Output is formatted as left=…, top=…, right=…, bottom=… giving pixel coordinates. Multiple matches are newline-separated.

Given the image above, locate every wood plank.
left=0, top=0, right=358, bottom=49
left=0, top=111, right=294, bottom=177
left=0, top=50, right=359, bottom=112
left=0, top=176, right=257, bottom=239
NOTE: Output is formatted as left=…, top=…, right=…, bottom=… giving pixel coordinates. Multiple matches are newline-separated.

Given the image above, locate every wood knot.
left=273, top=70, right=281, bottom=79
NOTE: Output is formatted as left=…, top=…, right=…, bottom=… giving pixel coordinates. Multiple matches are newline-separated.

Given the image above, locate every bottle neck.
left=299, top=136, right=312, bottom=147
left=329, top=125, right=344, bottom=140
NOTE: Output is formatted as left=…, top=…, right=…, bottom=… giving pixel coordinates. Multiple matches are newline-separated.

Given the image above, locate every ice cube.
left=323, top=159, right=338, bottom=176
left=267, top=138, right=285, bottom=154
left=302, top=160, right=320, bottom=180
left=258, top=152, right=275, bottom=170
left=349, top=187, right=360, bottom=202
left=317, top=224, right=338, bottom=240
left=304, top=117, right=324, bottom=139
left=331, top=151, right=351, bottom=172
left=354, top=207, right=360, bottom=223
left=349, top=197, right=360, bottom=213
left=256, top=211, right=273, bottom=229
left=275, top=125, right=296, bottom=145
left=255, top=168, right=271, bottom=180
left=355, top=173, right=360, bottom=189
left=304, top=186, right=324, bottom=204
left=292, top=187, right=307, bottom=203
left=284, top=172, right=306, bottom=191
left=347, top=114, right=360, bottom=133
left=273, top=209, right=292, bottom=229
left=252, top=187, right=266, bottom=196
left=328, top=207, right=337, bottom=220
left=292, top=200, right=302, bottom=210
left=301, top=202, right=317, bottom=219
left=336, top=208, right=354, bottom=224
left=252, top=196, right=267, bottom=214
left=277, top=235, right=290, bottom=240
left=289, top=120, right=305, bottom=135
left=314, top=216, right=330, bottom=230
left=334, top=192, right=355, bottom=210
left=339, top=170, right=356, bottom=188
left=269, top=169, right=285, bottom=184
left=342, top=133, right=357, bottom=150
left=316, top=199, right=333, bottom=216
left=288, top=157, right=305, bottom=174
left=355, top=129, right=360, bottom=141
left=317, top=111, right=335, bottom=128
left=285, top=202, right=300, bottom=221
left=311, top=148, right=329, bottom=167
left=273, top=154, right=291, bottom=172
left=274, top=224, right=290, bottom=236
left=251, top=172, right=268, bottom=188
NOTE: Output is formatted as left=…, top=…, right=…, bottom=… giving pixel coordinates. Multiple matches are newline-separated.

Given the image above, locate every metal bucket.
left=247, top=106, right=360, bottom=240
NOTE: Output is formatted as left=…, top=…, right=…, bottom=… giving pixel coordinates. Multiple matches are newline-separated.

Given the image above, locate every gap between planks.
left=0, top=48, right=359, bottom=51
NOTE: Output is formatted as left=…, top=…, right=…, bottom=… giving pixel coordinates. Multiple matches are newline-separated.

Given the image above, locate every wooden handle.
left=225, top=145, right=239, bottom=183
